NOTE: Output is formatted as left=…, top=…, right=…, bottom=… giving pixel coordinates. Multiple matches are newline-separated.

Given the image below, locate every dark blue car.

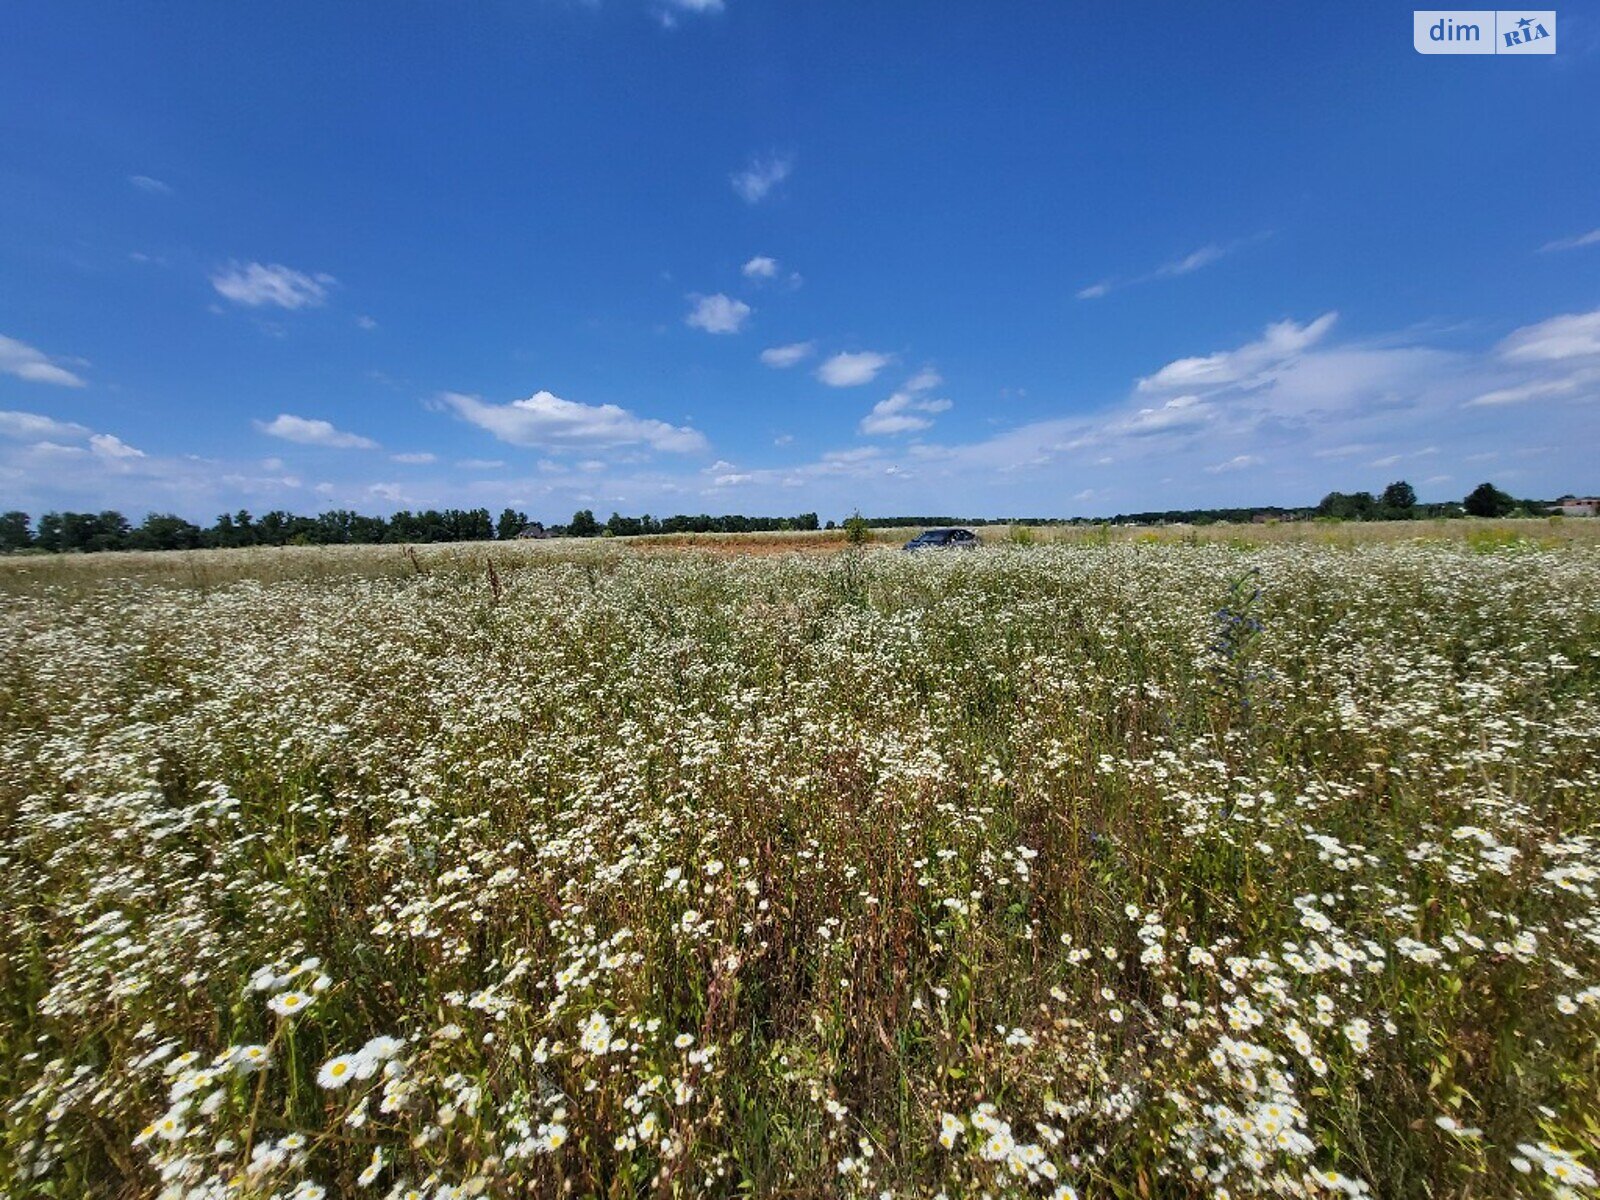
left=903, top=527, right=980, bottom=552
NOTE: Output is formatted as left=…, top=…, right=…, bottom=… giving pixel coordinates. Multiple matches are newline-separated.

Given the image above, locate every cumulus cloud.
left=211, top=262, right=335, bottom=310
left=859, top=370, right=953, bottom=436
left=391, top=452, right=437, bottom=464
left=90, top=433, right=145, bottom=459
left=730, top=154, right=792, bottom=204
left=1497, top=309, right=1600, bottom=362
left=760, top=341, right=814, bottom=368
left=818, top=351, right=891, bottom=387
left=1138, top=314, right=1338, bottom=392
left=129, top=174, right=172, bottom=195
left=0, top=411, right=91, bottom=440
left=860, top=395, right=948, bottom=436
left=442, top=389, right=708, bottom=453
left=742, top=256, right=778, bottom=279
left=0, top=334, right=88, bottom=387
left=255, top=414, right=378, bottom=449
left=1539, top=229, right=1600, bottom=253
left=685, top=293, right=751, bottom=334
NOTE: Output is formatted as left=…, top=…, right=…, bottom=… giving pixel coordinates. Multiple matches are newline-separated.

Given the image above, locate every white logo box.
left=1414, top=10, right=1556, bottom=53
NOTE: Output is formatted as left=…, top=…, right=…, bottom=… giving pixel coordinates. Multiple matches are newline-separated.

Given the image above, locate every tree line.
left=0, top=506, right=823, bottom=553
left=0, top=482, right=1558, bottom=554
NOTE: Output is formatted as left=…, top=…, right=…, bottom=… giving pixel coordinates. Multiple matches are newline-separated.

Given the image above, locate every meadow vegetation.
left=2, top=528, right=1598, bottom=1198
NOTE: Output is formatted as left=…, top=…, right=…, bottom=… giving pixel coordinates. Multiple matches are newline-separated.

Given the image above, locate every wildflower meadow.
left=2, top=532, right=1598, bottom=1199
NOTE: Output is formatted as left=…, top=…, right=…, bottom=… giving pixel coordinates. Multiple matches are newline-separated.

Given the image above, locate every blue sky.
left=2, top=2, right=1598, bottom=523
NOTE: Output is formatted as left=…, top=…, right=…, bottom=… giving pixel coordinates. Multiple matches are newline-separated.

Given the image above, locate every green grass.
left=1, top=538, right=1597, bottom=1197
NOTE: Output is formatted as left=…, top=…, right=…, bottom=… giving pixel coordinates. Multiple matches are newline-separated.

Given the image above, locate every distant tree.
left=1317, top=491, right=1377, bottom=521
left=1381, top=480, right=1417, bottom=512
left=569, top=509, right=600, bottom=538
left=844, top=509, right=869, bottom=546
left=1464, top=481, right=1515, bottom=518
left=496, top=508, right=528, bottom=540
left=0, top=511, right=32, bottom=552
left=131, top=513, right=204, bottom=551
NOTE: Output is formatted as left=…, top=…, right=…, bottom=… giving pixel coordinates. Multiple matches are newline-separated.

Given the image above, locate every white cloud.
left=1079, top=234, right=1267, bottom=299
left=0, top=334, right=88, bottom=387
left=1467, top=366, right=1600, bottom=407
left=456, top=458, right=506, bottom=470
left=730, top=154, right=792, bottom=204
left=1138, top=314, right=1338, bottom=392
left=0, top=411, right=91, bottom=440
left=822, top=447, right=880, bottom=463
left=367, top=482, right=405, bottom=503
left=742, top=256, right=778, bottom=279
left=1539, top=228, right=1600, bottom=253
left=1155, top=244, right=1227, bottom=277
left=760, top=341, right=814, bottom=368
left=90, top=433, right=145, bottom=459
left=129, top=174, right=172, bottom=195
left=255, top=414, right=378, bottom=449
left=685, top=293, right=751, bottom=334
left=859, top=381, right=954, bottom=436
left=818, top=351, right=891, bottom=387
left=712, top=472, right=753, bottom=485
left=356, top=315, right=379, bottom=330
left=1205, top=453, right=1263, bottom=473
left=1497, top=309, right=1600, bottom=362
left=211, top=262, right=335, bottom=310
left=1118, top=394, right=1215, bottom=436
left=391, top=451, right=437, bottom=464
left=442, top=389, right=708, bottom=453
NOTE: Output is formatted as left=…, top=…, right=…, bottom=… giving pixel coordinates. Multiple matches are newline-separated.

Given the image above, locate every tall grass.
left=1, top=540, right=1597, bottom=1197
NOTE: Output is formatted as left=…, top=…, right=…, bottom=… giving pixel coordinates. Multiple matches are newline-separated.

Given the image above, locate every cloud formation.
left=212, top=263, right=335, bottom=310
left=817, top=351, right=891, bottom=387
left=442, top=389, right=708, bottom=453
left=730, top=154, right=792, bottom=204
left=1079, top=234, right=1268, bottom=299
left=255, top=414, right=378, bottom=449
left=128, top=174, right=172, bottom=195
left=760, top=341, right=814, bottom=368
left=1539, top=229, right=1600, bottom=253
left=1497, top=310, right=1600, bottom=362
left=685, top=293, right=751, bottom=334
left=1137, top=313, right=1338, bottom=392
left=0, top=334, right=88, bottom=387
left=858, top=369, right=952, bottom=436
left=742, top=256, right=778, bottom=279
left=0, top=411, right=91, bottom=440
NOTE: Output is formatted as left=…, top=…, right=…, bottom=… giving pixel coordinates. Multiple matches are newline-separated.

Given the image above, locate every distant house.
left=1554, top=496, right=1600, bottom=517
left=516, top=522, right=554, bottom=539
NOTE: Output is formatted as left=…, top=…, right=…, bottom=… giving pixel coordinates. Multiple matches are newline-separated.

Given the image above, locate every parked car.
left=903, top=527, right=980, bottom=552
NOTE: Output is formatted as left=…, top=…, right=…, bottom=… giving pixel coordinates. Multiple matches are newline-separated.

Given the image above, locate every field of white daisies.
left=3, top=537, right=1598, bottom=1200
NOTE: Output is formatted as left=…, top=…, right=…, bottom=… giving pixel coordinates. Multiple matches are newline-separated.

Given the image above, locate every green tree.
left=1381, top=480, right=1417, bottom=512
left=496, top=508, right=528, bottom=540
left=1464, top=481, right=1514, bottom=518
left=569, top=509, right=600, bottom=538
left=0, top=511, right=32, bottom=552
left=844, top=510, right=869, bottom=545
